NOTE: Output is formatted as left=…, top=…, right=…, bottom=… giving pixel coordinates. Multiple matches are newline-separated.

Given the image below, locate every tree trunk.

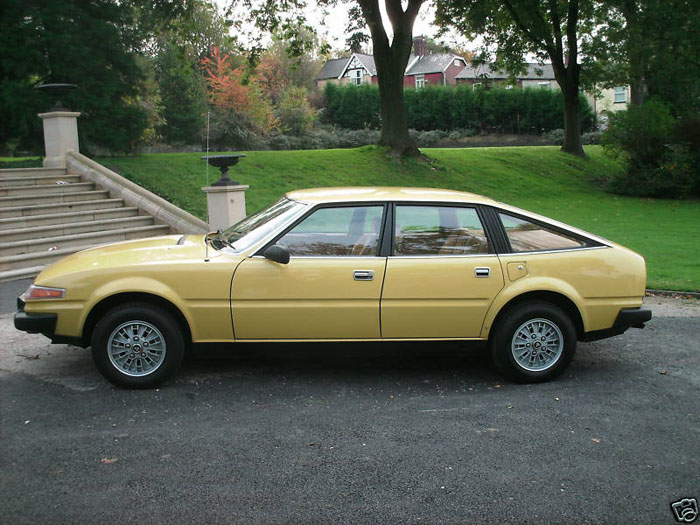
left=374, top=51, right=418, bottom=157
left=562, top=86, right=584, bottom=156
left=357, top=0, right=422, bottom=158
left=622, top=1, right=645, bottom=105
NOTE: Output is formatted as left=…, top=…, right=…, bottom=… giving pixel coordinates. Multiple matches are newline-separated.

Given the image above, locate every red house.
left=316, top=38, right=467, bottom=89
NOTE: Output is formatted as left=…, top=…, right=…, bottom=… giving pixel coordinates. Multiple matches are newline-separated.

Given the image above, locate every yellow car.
left=15, top=187, right=651, bottom=388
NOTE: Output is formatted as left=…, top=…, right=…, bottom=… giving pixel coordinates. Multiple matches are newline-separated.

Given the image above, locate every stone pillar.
left=202, top=184, right=249, bottom=231
left=38, top=111, right=81, bottom=168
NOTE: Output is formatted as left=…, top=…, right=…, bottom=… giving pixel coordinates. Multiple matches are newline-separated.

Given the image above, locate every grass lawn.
left=1, top=145, right=683, bottom=291
left=0, top=156, right=42, bottom=169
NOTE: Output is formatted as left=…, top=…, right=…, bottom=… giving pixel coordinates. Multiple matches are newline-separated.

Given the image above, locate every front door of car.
left=381, top=204, right=505, bottom=338
left=232, top=204, right=387, bottom=339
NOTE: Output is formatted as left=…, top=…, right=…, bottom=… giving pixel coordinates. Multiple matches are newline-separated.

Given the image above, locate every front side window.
left=499, top=213, right=585, bottom=252
left=394, top=205, right=489, bottom=256
left=277, top=205, right=384, bottom=256
left=415, top=75, right=425, bottom=89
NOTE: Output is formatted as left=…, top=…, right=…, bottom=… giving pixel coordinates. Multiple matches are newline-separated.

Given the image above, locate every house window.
left=415, top=75, right=425, bottom=89
left=351, top=69, right=363, bottom=86
left=614, top=86, right=627, bottom=103
left=454, top=58, right=461, bottom=67
left=473, top=82, right=483, bottom=90
left=538, top=82, right=550, bottom=89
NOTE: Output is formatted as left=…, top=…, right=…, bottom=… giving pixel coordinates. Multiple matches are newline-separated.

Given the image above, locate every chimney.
left=413, top=36, right=426, bottom=57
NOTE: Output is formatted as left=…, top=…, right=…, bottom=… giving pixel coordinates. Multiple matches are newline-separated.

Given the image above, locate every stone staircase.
left=0, top=166, right=171, bottom=282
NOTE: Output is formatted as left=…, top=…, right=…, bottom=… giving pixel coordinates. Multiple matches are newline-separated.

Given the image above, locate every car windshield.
left=219, top=197, right=307, bottom=252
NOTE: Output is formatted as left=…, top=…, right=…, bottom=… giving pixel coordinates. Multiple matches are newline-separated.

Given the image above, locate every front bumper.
left=14, top=297, right=83, bottom=346
left=14, top=310, right=57, bottom=336
left=582, top=307, right=652, bottom=342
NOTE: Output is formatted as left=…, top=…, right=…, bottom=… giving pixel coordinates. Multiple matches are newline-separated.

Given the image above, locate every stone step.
left=0, top=181, right=94, bottom=197
left=0, top=216, right=155, bottom=242
left=0, top=190, right=109, bottom=208
left=0, top=207, right=139, bottom=230
left=0, top=224, right=171, bottom=256
left=0, top=265, right=49, bottom=283
left=0, top=174, right=82, bottom=187
left=0, top=246, right=98, bottom=274
left=0, top=198, right=125, bottom=219
left=0, top=167, right=66, bottom=179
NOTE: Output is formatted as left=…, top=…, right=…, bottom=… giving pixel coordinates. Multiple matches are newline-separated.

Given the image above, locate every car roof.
left=286, top=187, right=498, bottom=205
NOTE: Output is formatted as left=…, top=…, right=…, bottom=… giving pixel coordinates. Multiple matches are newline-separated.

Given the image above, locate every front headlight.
left=24, top=284, right=66, bottom=300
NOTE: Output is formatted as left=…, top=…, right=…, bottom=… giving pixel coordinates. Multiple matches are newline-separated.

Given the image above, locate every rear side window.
left=499, top=213, right=585, bottom=252
left=394, top=205, right=489, bottom=256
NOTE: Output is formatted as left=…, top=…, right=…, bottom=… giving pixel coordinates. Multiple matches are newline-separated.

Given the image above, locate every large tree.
left=228, top=0, right=425, bottom=157
left=0, top=0, right=149, bottom=152
left=582, top=0, right=700, bottom=114
left=0, top=0, right=197, bottom=153
left=436, top=0, right=593, bottom=156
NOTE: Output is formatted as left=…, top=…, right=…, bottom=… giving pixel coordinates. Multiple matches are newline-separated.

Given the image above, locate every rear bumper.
left=582, top=307, right=652, bottom=342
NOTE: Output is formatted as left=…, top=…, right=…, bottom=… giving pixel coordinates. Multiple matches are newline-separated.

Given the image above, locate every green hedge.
left=323, top=83, right=595, bottom=133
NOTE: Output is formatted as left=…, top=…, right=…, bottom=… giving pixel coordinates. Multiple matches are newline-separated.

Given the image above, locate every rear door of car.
left=380, top=203, right=505, bottom=339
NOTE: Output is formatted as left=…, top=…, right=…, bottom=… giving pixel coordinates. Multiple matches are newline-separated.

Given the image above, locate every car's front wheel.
left=491, top=301, right=576, bottom=382
left=91, top=303, right=184, bottom=389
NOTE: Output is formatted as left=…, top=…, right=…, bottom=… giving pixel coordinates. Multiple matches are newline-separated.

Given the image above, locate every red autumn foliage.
left=202, top=46, right=250, bottom=111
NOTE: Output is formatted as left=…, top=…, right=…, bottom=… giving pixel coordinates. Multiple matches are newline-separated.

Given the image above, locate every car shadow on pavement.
left=180, top=340, right=499, bottom=382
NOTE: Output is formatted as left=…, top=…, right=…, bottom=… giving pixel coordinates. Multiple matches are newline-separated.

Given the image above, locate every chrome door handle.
left=475, top=267, right=490, bottom=278
left=353, top=270, right=374, bottom=281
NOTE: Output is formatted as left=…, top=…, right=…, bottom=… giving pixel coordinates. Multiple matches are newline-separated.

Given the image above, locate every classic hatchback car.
left=15, top=187, right=651, bottom=388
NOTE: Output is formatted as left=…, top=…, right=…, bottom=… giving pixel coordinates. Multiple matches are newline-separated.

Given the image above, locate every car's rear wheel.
left=91, top=303, right=184, bottom=389
left=491, top=301, right=576, bottom=382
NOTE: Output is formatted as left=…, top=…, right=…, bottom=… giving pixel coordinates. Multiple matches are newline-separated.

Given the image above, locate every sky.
left=213, top=0, right=471, bottom=54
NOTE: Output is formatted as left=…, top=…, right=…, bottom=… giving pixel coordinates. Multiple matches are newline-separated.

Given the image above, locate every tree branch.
left=501, top=0, right=552, bottom=53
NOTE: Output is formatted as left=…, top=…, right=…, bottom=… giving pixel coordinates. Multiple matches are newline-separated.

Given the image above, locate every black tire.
left=490, top=301, right=576, bottom=383
left=91, top=302, right=185, bottom=389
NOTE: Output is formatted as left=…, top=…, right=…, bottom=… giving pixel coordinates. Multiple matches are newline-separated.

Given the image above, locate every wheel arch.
left=483, top=290, right=585, bottom=341
left=82, top=292, right=193, bottom=348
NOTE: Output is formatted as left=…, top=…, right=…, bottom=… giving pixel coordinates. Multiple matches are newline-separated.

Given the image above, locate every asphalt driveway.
left=1, top=296, right=698, bottom=524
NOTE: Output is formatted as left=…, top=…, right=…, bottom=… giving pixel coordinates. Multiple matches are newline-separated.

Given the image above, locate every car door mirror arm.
left=262, top=245, right=290, bottom=264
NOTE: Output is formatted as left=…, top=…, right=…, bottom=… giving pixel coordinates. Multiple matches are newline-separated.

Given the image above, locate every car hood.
left=36, top=234, right=210, bottom=284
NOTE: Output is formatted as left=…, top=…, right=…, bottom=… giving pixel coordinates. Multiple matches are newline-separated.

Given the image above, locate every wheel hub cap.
left=511, top=318, right=564, bottom=372
left=107, top=321, right=166, bottom=377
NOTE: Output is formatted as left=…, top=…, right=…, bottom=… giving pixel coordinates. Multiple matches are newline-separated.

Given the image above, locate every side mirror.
left=263, top=245, right=290, bottom=264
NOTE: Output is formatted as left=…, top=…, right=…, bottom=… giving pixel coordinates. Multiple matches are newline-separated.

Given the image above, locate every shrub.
left=324, top=83, right=594, bottom=134
left=276, top=86, right=317, bottom=136
left=603, top=100, right=700, bottom=197
left=582, top=131, right=602, bottom=145
left=544, top=129, right=565, bottom=145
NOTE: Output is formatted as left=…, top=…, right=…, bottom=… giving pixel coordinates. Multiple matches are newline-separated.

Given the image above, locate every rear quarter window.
left=499, top=213, right=585, bottom=252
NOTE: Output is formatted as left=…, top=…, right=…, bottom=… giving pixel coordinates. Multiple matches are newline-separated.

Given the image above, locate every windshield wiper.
left=208, top=230, right=235, bottom=250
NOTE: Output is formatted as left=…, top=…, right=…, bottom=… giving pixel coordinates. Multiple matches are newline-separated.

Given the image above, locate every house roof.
left=353, top=54, right=377, bottom=76
left=456, top=63, right=556, bottom=81
left=316, top=58, right=350, bottom=80
left=406, top=53, right=465, bottom=75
